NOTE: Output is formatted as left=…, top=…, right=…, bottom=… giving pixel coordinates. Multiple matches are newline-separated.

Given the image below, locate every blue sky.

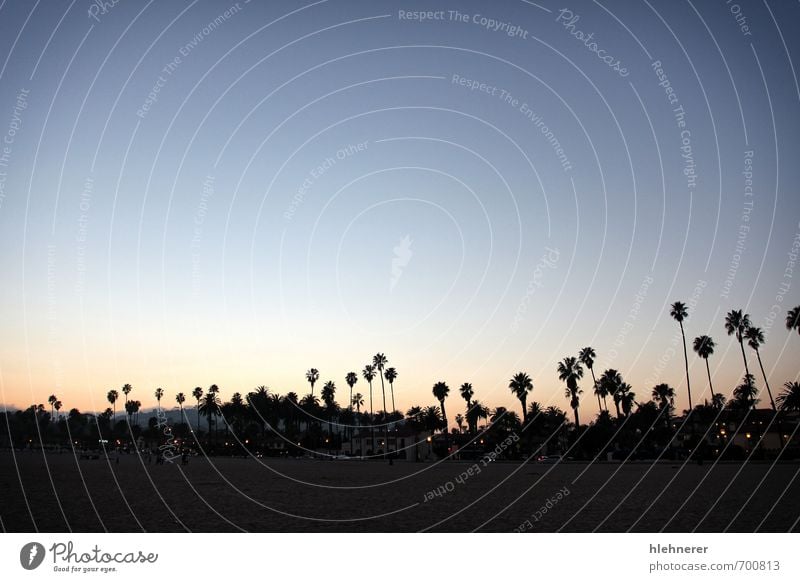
left=0, top=0, right=798, bottom=419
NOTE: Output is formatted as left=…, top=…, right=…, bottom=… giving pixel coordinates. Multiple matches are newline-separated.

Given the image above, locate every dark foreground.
left=1, top=451, right=798, bottom=532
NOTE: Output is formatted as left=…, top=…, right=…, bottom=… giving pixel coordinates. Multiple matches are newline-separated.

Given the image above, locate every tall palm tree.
left=48, top=394, right=57, bottom=421
left=508, top=372, right=533, bottom=423
left=362, top=365, right=376, bottom=453
left=557, top=357, right=584, bottom=428
left=122, top=383, right=133, bottom=404
left=154, top=387, right=164, bottom=410
left=776, top=381, right=800, bottom=412
left=432, top=381, right=450, bottom=433
left=305, top=368, right=319, bottom=396
left=192, top=386, right=203, bottom=433
left=670, top=301, right=692, bottom=410
left=459, top=382, right=474, bottom=432
left=54, top=400, right=62, bottom=422
left=107, top=389, right=119, bottom=425
left=618, top=383, right=636, bottom=417
left=725, top=309, right=753, bottom=392
left=578, top=347, right=601, bottom=409
left=599, top=369, right=623, bottom=418
left=321, top=381, right=337, bottom=446
left=745, top=326, right=776, bottom=411
left=352, top=392, right=364, bottom=413
left=372, top=353, right=388, bottom=415
left=175, top=392, right=186, bottom=421
left=455, top=413, right=465, bottom=433
left=345, top=372, right=358, bottom=412
left=199, top=391, right=221, bottom=442
left=384, top=367, right=398, bottom=413
left=786, top=306, right=800, bottom=335
left=693, top=335, right=717, bottom=404
left=651, top=383, right=675, bottom=427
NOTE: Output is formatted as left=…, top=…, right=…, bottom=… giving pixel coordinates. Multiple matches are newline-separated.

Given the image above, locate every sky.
left=0, top=0, right=798, bottom=422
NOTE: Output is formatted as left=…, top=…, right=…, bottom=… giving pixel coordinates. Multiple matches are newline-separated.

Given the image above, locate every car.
left=536, top=455, right=562, bottom=464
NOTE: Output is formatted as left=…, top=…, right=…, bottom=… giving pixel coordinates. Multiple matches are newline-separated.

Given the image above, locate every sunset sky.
left=0, top=0, right=798, bottom=422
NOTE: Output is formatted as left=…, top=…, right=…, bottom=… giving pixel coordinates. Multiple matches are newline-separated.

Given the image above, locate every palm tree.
left=372, top=353, right=388, bottom=415
left=725, top=309, right=753, bottom=392
left=459, top=382, right=474, bottom=432
left=465, top=400, right=489, bottom=432
left=192, top=386, right=203, bottom=433
left=693, top=335, right=717, bottom=404
left=455, top=413, right=465, bottom=433
left=345, top=372, right=358, bottom=411
left=321, top=381, right=337, bottom=447
left=733, top=374, right=758, bottom=409
left=107, top=389, right=119, bottom=425
left=48, top=394, right=57, bottom=420
left=122, top=383, right=132, bottom=404
left=352, top=392, right=364, bottom=413
left=154, top=387, right=164, bottom=410
left=54, top=400, right=62, bottom=422
left=384, top=367, right=398, bottom=413
left=618, top=383, right=636, bottom=417
left=508, top=372, right=533, bottom=423
left=776, top=381, right=800, bottom=412
left=432, top=381, right=450, bottom=433
left=599, top=369, right=623, bottom=418
left=786, top=306, right=800, bottom=335
left=745, top=326, right=776, bottom=411
left=651, top=383, right=675, bottom=427
left=557, top=357, right=584, bottom=428
left=305, top=368, right=319, bottom=396
left=199, top=391, right=221, bottom=441
left=362, top=365, right=376, bottom=452
left=670, top=301, right=692, bottom=410
left=578, top=347, right=601, bottom=409
left=175, top=392, right=186, bottom=421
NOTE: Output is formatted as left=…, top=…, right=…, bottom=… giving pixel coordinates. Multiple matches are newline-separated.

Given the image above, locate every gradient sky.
left=0, top=0, right=798, bottom=422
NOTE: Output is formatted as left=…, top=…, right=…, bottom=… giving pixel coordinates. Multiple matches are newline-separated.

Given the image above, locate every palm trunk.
left=369, top=381, right=375, bottom=455
left=590, top=368, right=600, bottom=410
left=680, top=321, right=692, bottom=410
left=440, top=399, right=448, bottom=432
left=705, top=358, right=716, bottom=403
left=602, top=395, right=608, bottom=411
left=379, top=375, right=388, bottom=459
left=755, top=349, right=776, bottom=411
left=739, top=336, right=752, bottom=387
left=390, top=382, right=395, bottom=414
left=521, top=397, right=527, bottom=425
left=573, top=406, right=580, bottom=428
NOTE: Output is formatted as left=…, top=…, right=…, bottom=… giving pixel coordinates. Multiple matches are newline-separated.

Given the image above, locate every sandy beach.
left=1, top=451, right=797, bottom=533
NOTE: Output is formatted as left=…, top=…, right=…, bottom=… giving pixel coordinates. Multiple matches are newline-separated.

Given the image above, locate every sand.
left=1, top=451, right=798, bottom=532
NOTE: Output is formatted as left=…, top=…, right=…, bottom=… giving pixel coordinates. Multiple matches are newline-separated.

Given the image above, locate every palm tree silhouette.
left=48, top=394, right=57, bottom=421
left=745, top=326, right=776, bottom=411
left=508, top=372, right=533, bottom=424
left=352, top=392, right=364, bottom=413
left=122, top=383, right=132, bottom=406
left=154, top=387, right=164, bottom=410
left=599, top=369, right=623, bottom=418
left=199, top=391, right=221, bottom=442
left=725, top=309, right=753, bottom=393
left=733, top=374, right=758, bottom=409
left=786, top=306, right=800, bottom=335
left=305, top=368, right=319, bottom=397
left=652, top=383, right=675, bottom=427
left=459, top=382, right=474, bottom=432
left=455, top=413, right=464, bottom=433
left=670, top=301, right=692, bottom=410
left=432, top=381, right=450, bottom=433
left=384, top=367, right=398, bottom=413
left=107, top=390, right=118, bottom=425
left=321, top=381, right=337, bottom=448
left=373, top=354, right=390, bottom=457
left=578, top=347, right=601, bottom=409
left=776, top=381, right=800, bottom=412
left=192, top=386, right=203, bottom=433
left=693, top=335, right=717, bottom=405
left=618, top=383, right=636, bottom=417
left=345, top=372, right=358, bottom=412
left=362, top=365, right=376, bottom=453
left=54, top=400, right=62, bottom=422
left=466, top=400, right=489, bottom=432
left=175, top=392, right=186, bottom=422
left=557, top=357, right=584, bottom=428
